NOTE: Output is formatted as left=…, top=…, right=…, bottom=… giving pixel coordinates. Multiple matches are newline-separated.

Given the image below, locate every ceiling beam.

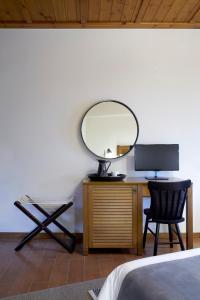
left=17, top=0, right=32, bottom=24
left=79, top=0, right=88, bottom=24
left=0, top=21, right=200, bottom=28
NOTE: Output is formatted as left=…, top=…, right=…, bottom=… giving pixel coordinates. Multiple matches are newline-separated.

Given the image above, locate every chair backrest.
left=148, top=180, right=191, bottom=222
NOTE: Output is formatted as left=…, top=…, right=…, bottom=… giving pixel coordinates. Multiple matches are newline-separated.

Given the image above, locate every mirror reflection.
left=81, top=101, right=139, bottom=159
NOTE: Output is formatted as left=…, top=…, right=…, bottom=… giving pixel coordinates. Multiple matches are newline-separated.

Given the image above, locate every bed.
left=97, top=248, right=200, bottom=300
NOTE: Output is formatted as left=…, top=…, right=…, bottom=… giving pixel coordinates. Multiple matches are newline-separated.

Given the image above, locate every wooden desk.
left=83, top=177, right=193, bottom=256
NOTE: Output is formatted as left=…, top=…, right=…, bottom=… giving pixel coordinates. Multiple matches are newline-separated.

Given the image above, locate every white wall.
left=0, top=29, right=200, bottom=233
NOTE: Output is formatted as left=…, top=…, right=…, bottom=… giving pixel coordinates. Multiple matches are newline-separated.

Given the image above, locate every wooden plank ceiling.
left=0, top=0, right=200, bottom=29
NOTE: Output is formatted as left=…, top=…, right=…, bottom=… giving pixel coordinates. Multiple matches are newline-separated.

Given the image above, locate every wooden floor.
left=0, top=237, right=199, bottom=298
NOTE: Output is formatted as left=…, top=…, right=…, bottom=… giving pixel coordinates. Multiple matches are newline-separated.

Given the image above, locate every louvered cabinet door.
left=88, top=185, right=137, bottom=249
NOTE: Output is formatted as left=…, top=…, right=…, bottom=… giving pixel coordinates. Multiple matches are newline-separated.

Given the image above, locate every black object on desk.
left=14, top=195, right=76, bottom=253
left=135, top=144, right=179, bottom=180
left=97, top=159, right=111, bottom=176
left=88, top=173, right=126, bottom=181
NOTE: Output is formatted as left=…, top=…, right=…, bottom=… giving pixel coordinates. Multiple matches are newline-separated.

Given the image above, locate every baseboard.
left=147, top=232, right=200, bottom=239
left=0, top=232, right=199, bottom=241
left=0, top=232, right=83, bottom=242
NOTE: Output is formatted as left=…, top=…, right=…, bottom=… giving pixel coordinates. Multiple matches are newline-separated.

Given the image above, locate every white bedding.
left=98, top=248, right=200, bottom=300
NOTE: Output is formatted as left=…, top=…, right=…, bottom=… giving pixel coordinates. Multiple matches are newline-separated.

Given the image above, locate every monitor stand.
left=145, top=171, right=169, bottom=181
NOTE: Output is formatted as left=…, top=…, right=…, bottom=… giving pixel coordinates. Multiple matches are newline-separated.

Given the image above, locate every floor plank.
left=48, top=252, right=70, bottom=287
left=67, top=259, right=84, bottom=283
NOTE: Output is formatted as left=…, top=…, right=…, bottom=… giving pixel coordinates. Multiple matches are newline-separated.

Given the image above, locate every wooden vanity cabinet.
left=83, top=181, right=138, bottom=255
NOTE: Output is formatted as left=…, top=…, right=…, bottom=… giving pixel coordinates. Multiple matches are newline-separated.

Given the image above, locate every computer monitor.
left=134, top=144, right=179, bottom=180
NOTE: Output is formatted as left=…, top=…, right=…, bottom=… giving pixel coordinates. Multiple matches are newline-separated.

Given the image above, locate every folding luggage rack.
left=14, top=195, right=76, bottom=253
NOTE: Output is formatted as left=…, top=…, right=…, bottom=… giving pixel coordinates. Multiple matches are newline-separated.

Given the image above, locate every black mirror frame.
left=80, top=100, right=139, bottom=160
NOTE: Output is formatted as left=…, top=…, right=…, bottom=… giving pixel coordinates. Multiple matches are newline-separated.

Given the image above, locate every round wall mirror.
left=81, top=100, right=139, bottom=159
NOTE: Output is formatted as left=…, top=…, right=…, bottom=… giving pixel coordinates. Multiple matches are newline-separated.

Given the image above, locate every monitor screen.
left=134, top=144, right=179, bottom=171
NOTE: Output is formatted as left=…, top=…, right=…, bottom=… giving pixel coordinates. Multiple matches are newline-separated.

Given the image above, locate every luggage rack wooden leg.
left=14, top=200, right=76, bottom=253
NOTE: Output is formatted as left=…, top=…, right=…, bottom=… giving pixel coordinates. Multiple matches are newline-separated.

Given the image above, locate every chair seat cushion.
left=151, top=218, right=185, bottom=224
left=144, top=208, right=152, bottom=217
left=144, top=208, right=185, bottom=223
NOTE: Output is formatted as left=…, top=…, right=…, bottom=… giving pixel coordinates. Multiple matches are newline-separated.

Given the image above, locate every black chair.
left=143, top=180, right=191, bottom=256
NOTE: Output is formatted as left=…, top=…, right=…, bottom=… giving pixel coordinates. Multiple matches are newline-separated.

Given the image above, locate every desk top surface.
left=83, top=177, right=184, bottom=185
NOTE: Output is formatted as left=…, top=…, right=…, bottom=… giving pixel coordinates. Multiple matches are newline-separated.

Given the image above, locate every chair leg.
left=168, top=224, right=173, bottom=248
left=143, top=217, right=149, bottom=248
left=153, top=223, right=160, bottom=256
left=175, top=223, right=185, bottom=251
